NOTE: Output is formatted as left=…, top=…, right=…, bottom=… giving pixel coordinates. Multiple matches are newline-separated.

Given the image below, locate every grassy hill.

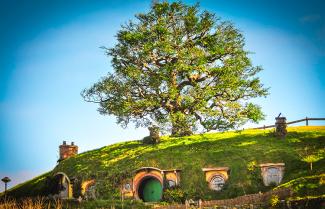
left=4, top=126, right=325, bottom=202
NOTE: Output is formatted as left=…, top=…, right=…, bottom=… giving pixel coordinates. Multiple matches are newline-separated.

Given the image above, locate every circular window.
left=124, top=183, right=131, bottom=191
left=209, top=175, right=225, bottom=191
left=167, top=180, right=176, bottom=188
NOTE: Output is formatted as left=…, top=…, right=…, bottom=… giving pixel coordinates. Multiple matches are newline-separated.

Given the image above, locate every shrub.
left=270, top=194, right=280, bottom=208
left=142, top=136, right=155, bottom=144
left=163, top=187, right=186, bottom=203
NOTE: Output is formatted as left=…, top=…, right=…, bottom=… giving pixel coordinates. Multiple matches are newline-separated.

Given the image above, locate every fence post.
left=306, top=117, right=308, bottom=126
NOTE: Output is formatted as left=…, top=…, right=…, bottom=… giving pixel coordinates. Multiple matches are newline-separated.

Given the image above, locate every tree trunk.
left=171, top=125, right=192, bottom=137
left=171, top=114, right=193, bottom=137
left=310, top=162, right=313, bottom=171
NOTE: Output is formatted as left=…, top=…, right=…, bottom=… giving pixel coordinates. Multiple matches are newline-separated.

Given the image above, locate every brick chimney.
left=59, top=141, right=78, bottom=161
left=275, top=113, right=287, bottom=138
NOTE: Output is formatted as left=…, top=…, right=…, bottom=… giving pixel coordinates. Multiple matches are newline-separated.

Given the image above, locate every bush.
left=142, top=136, right=155, bottom=144
left=270, top=194, right=280, bottom=207
left=163, top=187, right=186, bottom=203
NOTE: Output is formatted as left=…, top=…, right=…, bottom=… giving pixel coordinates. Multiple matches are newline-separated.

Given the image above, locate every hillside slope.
left=5, top=126, right=325, bottom=200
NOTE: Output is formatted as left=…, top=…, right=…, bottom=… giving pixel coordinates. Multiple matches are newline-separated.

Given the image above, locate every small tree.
left=1, top=176, right=11, bottom=194
left=82, top=2, right=268, bottom=136
left=299, top=146, right=324, bottom=171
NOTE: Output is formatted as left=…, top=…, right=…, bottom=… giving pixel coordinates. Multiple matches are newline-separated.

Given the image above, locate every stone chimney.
left=275, top=113, right=287, bottom=138
left=59, top=141, right=78, bottom=162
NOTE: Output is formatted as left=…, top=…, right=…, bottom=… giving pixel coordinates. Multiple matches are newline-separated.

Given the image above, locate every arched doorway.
left=138, top=176, right=162, bottom=202
left=53, top=172, right=71, bottom=199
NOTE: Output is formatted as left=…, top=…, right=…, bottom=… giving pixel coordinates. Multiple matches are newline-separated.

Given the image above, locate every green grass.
left=276, top=173, right=325, bottom=198
left=3, top=172, right=51, bottom=198
left=67, top=200, right=151, bottom=209
left=3, top=126, right=325, bottom=201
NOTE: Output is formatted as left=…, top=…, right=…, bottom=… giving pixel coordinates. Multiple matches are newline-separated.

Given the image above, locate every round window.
left=209, top=175, right=225, bottom=191
left=124, top=183, right=131, bottom=191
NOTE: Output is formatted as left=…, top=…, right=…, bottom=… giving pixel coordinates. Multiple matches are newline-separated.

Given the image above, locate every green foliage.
left=142, top=136, right=155, bottom=144
left=270, top=194, right=280, bottom=207
left=247, top=160, right=258, bottom=172
left=82, top=1, right=268, bottom=136
left=1, top=172, right=51, bottom=198
left=246, top=160, right=263, bottom=191
left=5, top=127, right=325, bottom=201
left=276, top=174, right=325, bottom=197
left=286, top=196, right=325, bottom=209
left=163, top=187, right=186, bottom=203
left=298, top=146, right=324, bottom=171
left=67, top=199, right=151, bottom=209
left=44, top=175, right=60, bottom=195
left=72, top=177, right=83, bottom=198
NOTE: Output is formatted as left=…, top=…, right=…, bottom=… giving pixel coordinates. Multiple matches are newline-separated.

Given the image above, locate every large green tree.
left=82, top=2, right=268, bottom=136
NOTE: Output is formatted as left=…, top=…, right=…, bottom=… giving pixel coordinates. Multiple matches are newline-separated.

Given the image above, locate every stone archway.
left=53, top=172, right=72, bottom=199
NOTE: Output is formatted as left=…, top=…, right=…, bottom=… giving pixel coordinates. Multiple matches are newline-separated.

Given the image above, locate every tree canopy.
left=82, top=1, right=268, bottom=136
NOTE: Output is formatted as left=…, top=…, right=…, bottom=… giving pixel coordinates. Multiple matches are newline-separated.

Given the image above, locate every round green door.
left=142, top=178, right=162, bottom=202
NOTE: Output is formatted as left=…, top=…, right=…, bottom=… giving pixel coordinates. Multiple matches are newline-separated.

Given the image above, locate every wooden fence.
left=254, top=117, right=325, bottom=130
left=156, top=188, right=292, bottom=209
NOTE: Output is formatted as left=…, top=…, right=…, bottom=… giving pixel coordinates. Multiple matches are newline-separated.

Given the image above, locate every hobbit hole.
left=53, top=172, right=72, bottom=199
left=202, top=167, right=229, bottom=191
left=52, top=141, right=289, bottom=201
left=124, top=167, right=181, bottom=202
left=260, top=163, right=285, bottom=186
left=138, top=176, right=162, bottom=202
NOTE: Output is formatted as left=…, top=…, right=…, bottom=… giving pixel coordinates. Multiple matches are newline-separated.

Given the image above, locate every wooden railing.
left=254, top=117, right=325, bottom=130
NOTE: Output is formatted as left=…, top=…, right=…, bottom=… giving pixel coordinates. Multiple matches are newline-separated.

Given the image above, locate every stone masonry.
left=59, top=141, right=78, bottom=161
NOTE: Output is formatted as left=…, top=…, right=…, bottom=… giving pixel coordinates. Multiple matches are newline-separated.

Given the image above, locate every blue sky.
left=0, top=0, right=324, bottom=191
